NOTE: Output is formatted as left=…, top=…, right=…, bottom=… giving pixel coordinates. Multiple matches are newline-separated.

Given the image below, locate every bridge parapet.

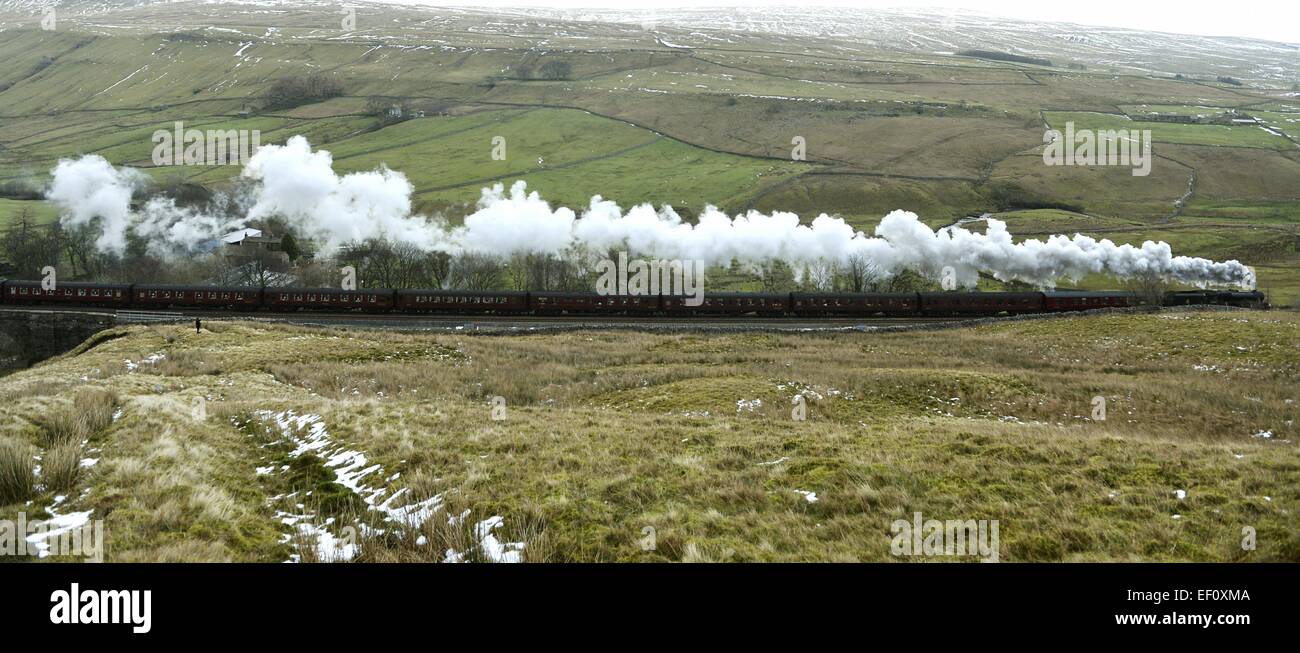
left=0, top=308, right=119, bottom=371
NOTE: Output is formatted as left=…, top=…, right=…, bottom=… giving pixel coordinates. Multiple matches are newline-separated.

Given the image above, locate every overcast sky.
left=386, top=1, right=1300, bottom=44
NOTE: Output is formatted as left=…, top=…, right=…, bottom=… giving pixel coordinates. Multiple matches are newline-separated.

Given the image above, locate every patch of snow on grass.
left=255, top=410, right=517, bottom=563
left=123, top=353, right=165, bottom=372
left=443, top=513, right=524, bottom=563
left=24, top=509, right=94, bottom=559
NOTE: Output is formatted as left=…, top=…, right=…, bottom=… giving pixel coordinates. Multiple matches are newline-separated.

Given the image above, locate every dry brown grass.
left=42, top=441, right=83, bottom=493
left=1, top=311, right=1295, bottom=561
left=38, top=388, right=117, bottom=446
left=0, top=437, right=35, bottom=504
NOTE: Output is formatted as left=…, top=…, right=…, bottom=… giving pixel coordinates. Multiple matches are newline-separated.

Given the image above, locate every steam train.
left=0, top=280, right=1268, bottom=317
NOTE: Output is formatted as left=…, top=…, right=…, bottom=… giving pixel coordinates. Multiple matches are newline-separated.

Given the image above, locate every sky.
left=382, top=1, right=1300, bottom=44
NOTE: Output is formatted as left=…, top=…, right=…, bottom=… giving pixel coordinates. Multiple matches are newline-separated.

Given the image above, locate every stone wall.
left=0, top=308, right=118, bottom=371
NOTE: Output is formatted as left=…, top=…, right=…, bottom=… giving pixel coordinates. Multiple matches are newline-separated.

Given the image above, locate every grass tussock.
left=0, top=437, right=36, bottom=504
left=39, top=389, right=117, bottom=446
left=42, top=441, right=83, bottom=493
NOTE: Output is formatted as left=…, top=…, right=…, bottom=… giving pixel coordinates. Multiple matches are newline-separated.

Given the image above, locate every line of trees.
left=262, top=74, right=344, bottom=112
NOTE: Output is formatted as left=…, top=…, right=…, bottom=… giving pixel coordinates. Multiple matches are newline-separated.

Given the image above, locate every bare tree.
left=803, top=260, right=839, bottom=292
left=843, top=254, right=894, bottom=292
left=292, top=258, right=340, bottom=287
left=422, top=250, right=451, bottom=289
left=233, top=248, right=292, bottom=287
left=2, top=209, right=62, bottom=279
left=451, top=253, right=503, bottom=290
left=507, top=253, right=531, bottom=290
left=754, top=261, right=792, bottom=292
left=1126, top=270, right=1169, bottom=306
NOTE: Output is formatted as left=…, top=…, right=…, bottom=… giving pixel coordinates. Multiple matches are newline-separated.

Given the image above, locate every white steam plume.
left=45, top=137, right=1255, bottom=289
left=240, top=136, right=442, bottom=253
left=46, top=156, right=146, bottom=255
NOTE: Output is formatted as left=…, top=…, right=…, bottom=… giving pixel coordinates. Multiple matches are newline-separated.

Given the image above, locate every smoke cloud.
left=45, top=136, right=1255, bottom=289
left=46, top=155, right=145, bottom=256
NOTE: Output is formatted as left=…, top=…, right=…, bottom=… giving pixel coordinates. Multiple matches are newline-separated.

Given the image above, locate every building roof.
left=221, top=228, right=262, bottom=244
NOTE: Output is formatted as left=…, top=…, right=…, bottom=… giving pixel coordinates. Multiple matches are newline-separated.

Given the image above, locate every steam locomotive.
left=0, top=280, right=1268, bottom=317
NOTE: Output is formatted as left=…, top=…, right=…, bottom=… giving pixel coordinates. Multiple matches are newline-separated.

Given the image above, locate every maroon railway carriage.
left=918, top=291, right=1044, bottom=316
left=529, top=292, right=659, bottom=315
left=1, top=280, right=132, bottom=307
left=593, top=294, right=660, bottom=315
left=133, top=284, right=262, bottom=309
left=1042, top=291, right=1136, bottom=312
left=264, top=287, right=396, bottom=312
left=395, top=289, right=528, bottom=314
left=663, top=292, right=788, bottom=316
left=791, top=292, right=920, bottom=316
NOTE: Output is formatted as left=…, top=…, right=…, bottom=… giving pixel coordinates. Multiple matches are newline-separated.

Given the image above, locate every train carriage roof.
left=396, top=289, right=527, bottom=297
left=134, top=284, right=261, bottom=292
left=685, top=292, right=788, bottom=299
left=270, top=287, right=396, bottom=294
left=791, top=292, right=918, bottom=299
left=919, top=291, right=1044, bottom=299
left=1042, top=290, right=1136, bottom=297
left=3, top=280, right=132, bottom=290
left=529, top=291, right=604, bottom=298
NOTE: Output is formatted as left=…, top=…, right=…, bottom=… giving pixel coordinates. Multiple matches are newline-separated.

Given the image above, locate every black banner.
left=0, top=563, right=1289, bottom=642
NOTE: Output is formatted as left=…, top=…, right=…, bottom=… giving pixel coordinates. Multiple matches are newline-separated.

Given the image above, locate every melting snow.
left=256, top=410, right=520, bottom=563
left=24, top=509, right=94, bottom=559
left=443, top=513, right=524, bottom=563
left=123, top=353, right=165, bottom=372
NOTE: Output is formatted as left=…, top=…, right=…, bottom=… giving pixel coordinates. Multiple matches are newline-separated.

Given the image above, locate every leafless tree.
left=508, top=253, right=531, bottom=290
left=842, top=254, right=894, bottom=292
left=758, top=260, right=796, bottom=292
left=451, top=253, right=503, bottom=290
left=2, top=209, right=62, bottom=279
left=292, top=258, right=339, bottom=287
left=804, top=260, right=839, bottom=292
left=1126, top=270, right=1169, bottom=306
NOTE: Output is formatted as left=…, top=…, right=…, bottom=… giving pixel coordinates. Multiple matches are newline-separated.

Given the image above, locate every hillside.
left=0, top=1, right=1296, bottom=301
left=1, top=310, right=1296, bottom=561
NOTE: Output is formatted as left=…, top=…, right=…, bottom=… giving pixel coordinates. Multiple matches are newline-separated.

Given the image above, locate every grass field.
left=0, top=3, right=1298, bottom=566
left=1044, top=111, right=1296, bottom=150
left=0, top=198, right=58, bottom=228
left=0, top=311, right=1295, bottom=562
left=0, top=10, right=1294, bottom=270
